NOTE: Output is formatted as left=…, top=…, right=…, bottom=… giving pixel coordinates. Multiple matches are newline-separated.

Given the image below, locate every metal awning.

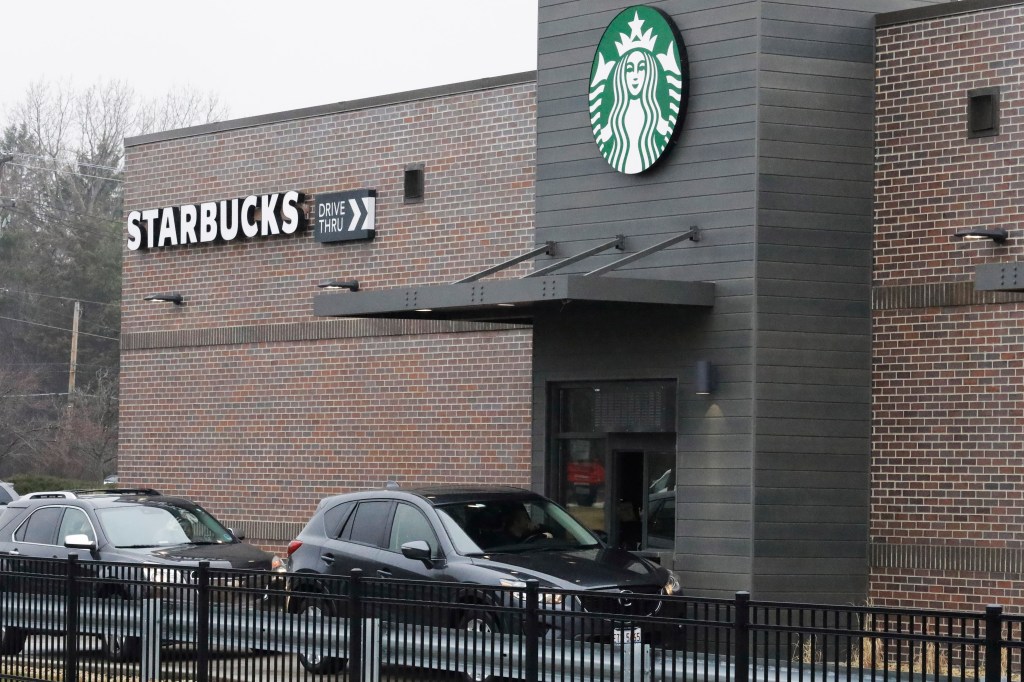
left=314, top=274, right=714, bottom=323
left=313, top=227, right=715, bottom=324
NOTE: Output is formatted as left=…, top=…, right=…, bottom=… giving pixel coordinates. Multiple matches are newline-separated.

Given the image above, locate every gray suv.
left=0, top=488, right=280, bottom=659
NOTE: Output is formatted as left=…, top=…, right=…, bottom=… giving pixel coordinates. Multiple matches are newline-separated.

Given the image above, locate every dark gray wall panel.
left=756, top=450, right=871, bottom=472
left=760, top=123, right=873, bottom=148
left=534, top=0, right=941, bottom=602
left=759, top=88, right=873, bottom=113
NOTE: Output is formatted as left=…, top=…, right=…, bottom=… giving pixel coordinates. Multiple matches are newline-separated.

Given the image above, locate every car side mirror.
left=400, top=540, right=433, bottom=565
left=229, top=528, right=246, bottom=540
left=64, top=534, right=97, bottom=551
left=592, top=529, right=609, bottom=544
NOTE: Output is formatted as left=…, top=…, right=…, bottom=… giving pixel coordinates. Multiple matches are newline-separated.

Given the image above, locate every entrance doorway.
left=608, top=436, right=675, bottom=551
left=550, top=381, right=677, bottom=553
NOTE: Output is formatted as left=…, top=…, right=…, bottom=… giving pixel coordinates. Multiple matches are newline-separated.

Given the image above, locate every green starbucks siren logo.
left=589, top=6, right=688, bottom=174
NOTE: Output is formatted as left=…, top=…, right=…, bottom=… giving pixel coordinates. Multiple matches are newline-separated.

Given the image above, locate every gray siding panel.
left=534, top=0, right=937, bottom=602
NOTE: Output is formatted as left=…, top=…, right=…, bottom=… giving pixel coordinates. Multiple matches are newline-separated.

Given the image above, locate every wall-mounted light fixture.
left=317, top=279, right=360, bottom=291
left=954, top=228, right=1008, bottom=244
left=695, top=360, right=715, bottom=395
left=144, top=292, right=184, bottom=305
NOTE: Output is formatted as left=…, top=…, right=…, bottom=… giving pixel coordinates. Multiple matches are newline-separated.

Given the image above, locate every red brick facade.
left=121, top=80, right=537, bottom=551
left=873, top=4, right=1024, bottom=610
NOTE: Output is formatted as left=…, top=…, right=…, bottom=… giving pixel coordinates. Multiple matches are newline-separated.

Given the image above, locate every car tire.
left=297, top=599, right=346, bottom=675
left=457, top=608, right=500, bottom=682
left=102, top=632, right=142, bottom=662
left=100, top=591, right=142, bottom=662
left=0, top=626, right=26, bottom=655
left=457, top=608, right=500, bottom=633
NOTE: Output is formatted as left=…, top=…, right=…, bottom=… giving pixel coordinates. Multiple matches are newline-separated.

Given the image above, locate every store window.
left=550, top=381, right=676, bottom=552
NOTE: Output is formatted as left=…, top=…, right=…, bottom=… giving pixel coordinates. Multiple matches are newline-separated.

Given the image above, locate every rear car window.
left=323, top=501, right=356, bottom=539
left=15, top=506, right=63, bottom=545
left=347, top=501, right=391, bottom=547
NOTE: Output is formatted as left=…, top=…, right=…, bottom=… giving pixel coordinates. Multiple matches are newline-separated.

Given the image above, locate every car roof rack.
left=77, top=488, right=162, bottom=497
left=22, top=488, right=162, bottom=500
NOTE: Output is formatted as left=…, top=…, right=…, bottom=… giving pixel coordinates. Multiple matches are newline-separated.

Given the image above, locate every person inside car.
left=503, top=505, right=553, bottom=543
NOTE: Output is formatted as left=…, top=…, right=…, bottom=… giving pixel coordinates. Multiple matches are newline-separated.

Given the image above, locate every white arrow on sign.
left=348, top=198, right=362, bottom=231
left=363, top=197, right=375, bottom=232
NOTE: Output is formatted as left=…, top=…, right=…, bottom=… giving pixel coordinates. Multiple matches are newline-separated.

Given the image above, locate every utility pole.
left=68, top=301, right=81, bottom=397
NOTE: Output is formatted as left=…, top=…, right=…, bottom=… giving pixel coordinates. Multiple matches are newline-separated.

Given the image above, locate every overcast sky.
left=0, top=0, right=538, bottom=123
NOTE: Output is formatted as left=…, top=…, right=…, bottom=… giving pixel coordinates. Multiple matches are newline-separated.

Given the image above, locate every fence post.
left=735, top=591, right=750, bottom=682
left=524, top=579, right=539, bottom=682
left=985, top=604, right=1003, bottom=682
left=350, top=568, right=363, bottom=682
left=64, top=555, right=80, bottom=682
left=196, top=561, right=210, bottom=682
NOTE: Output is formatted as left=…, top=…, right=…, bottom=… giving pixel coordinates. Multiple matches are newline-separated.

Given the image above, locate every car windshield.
left=436, top=497, right=600, bottom=555
left=96, top=502, right=235, bottom=548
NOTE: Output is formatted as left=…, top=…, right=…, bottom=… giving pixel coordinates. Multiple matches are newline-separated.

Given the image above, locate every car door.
left=323, top=500, right=391, bottom=579
left=9, top=506, right=63, bottom=559
left=377, top=502, right=446, bottom=625
left=6, top=506, right=66, bottom=594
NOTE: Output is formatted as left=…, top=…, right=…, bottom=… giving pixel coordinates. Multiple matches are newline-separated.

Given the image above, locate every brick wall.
left=121, top=79, right=537, bottom=551
left=873, top=4, right=1024, bottom=610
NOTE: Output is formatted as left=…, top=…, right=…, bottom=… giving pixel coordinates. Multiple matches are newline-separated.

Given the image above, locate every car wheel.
left=457, top=608, right=500, bottom=633
left=0, top=625, right=26, bottom=655
left=100, top=591, right=142, bottom=662
left=457, top=609, right=499, bottom=682
left=297, top=600, right=346, bottom=675
left=102, top=632, right=142, bottom=662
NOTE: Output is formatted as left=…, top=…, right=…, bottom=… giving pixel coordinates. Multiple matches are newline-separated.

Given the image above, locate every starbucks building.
left=122, top=0, right=1024, bottom=611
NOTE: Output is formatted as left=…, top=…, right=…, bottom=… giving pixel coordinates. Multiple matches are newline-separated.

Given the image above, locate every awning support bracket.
left=584, top=226, right=700, bottom=277
left=454, top=242, right=557, bottom=284
left=525, top=236, right=625, bottom=278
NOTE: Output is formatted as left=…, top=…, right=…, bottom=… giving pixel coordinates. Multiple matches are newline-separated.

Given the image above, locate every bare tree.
left=0, top=80, right=226, bottom=479
left=0, top=366, right=45, bottom=475
left=37, top=369, right=119, bottom=481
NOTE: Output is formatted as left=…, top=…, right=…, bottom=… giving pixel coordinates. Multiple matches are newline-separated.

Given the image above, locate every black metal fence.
left=1, top=554, right=1022, bottom=682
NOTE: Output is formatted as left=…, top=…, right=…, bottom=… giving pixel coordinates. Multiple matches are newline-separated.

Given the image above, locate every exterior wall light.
left=954, top=228, right=1008, bottom=244
left=695, top=360, right=715, bottom=395
left=144, top=293, right=184, bottom=305
left=317, top=279, right=360, bottom=291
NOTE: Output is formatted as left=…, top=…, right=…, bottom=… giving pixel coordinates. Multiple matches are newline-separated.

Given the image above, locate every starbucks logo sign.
left=589, top=6, right=688, bottom=174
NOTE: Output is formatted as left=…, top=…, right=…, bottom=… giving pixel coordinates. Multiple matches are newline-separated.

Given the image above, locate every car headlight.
left=500, top=579, right=565, bottom=605
left=142, top=565, right=188, bottom=584
left=663, top=570, right=681, bottom=596
left=271, top=555, right=285, bottom=572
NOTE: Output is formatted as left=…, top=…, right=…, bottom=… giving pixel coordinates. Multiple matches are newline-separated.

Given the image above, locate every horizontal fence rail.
left=0, top=554, right=1019, bottom=682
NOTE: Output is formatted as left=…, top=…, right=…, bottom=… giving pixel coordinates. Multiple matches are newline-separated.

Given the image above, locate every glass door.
left=549, top=381, right=676, bottom=551
left=608, top=438, right=675, bottom=551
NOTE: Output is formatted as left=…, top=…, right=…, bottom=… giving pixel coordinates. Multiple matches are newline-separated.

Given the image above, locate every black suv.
left=0, top=488, right=280, bottom=659
left=286, top=485, right=681, bottom=669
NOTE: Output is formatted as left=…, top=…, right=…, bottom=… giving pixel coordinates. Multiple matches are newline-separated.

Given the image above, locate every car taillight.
left=286, top=540, right=302, bottom=557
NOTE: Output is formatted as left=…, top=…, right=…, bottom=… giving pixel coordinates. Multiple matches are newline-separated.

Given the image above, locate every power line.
left=0, top=200, right=120, bottom=225
left=0, top=203, right=122, bottom=240
left=0, top=287, right=119, bottom=309
left=0, top=314, right=118, bottom=342
left=0, top=362, right=109, bottom=367
left=0, top=291, right=122, bottom=337
left=0, top=393, right=69, bottom=398
left=6, top=161, right=122, bottom=184
left=0, top=150, right=122, bottom=174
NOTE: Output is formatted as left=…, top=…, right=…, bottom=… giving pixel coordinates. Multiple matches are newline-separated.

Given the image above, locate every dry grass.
left=793, top=608, right=1022, bottom=682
